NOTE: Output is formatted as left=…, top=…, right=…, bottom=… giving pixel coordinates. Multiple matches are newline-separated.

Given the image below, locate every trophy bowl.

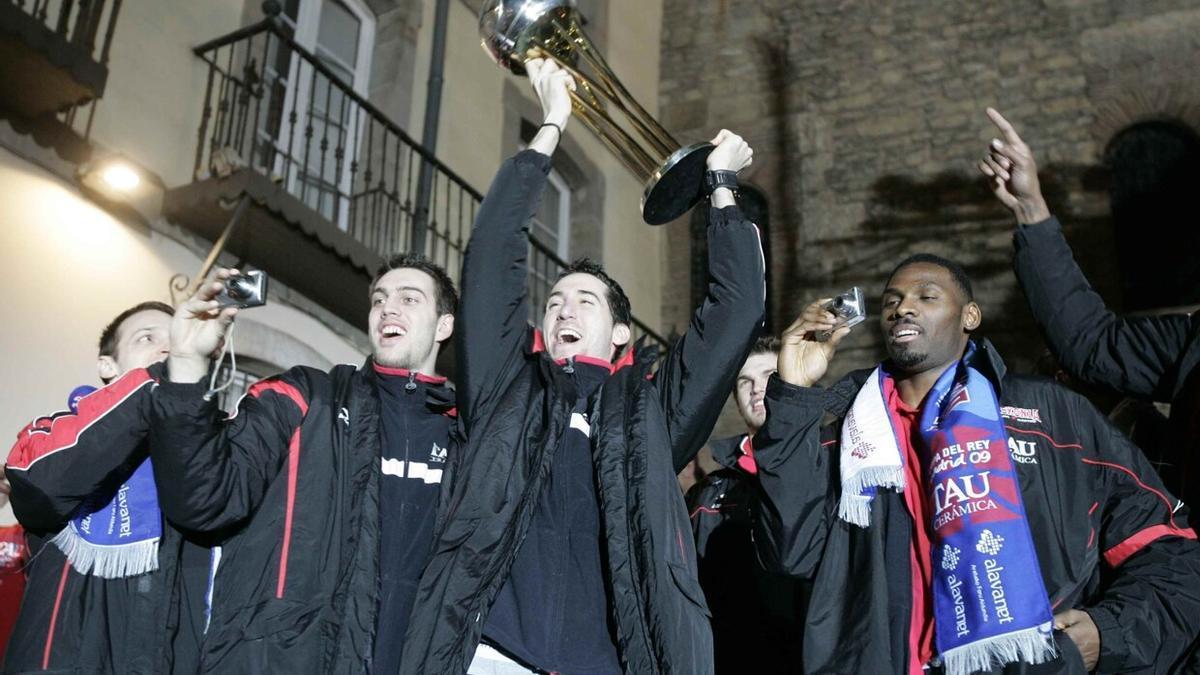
left=480, top=0, right=714, bottom=225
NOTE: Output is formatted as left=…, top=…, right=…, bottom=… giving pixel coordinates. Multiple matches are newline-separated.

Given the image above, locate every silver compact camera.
left=216, top=270, right=268, bottom=309
left=817, top=286, right=866, bottom=341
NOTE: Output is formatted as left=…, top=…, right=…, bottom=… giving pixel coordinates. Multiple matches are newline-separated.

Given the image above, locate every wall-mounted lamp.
left=78, top=155, right=145, bottom=201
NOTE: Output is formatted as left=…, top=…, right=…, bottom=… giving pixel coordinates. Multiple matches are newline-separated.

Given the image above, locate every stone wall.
left=656, top=0, right=1200, bottom=440
left=659, top=0, right=1200, bottom=415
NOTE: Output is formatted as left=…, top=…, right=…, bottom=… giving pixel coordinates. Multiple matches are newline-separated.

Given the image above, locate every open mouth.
left=556, top=327, right=582, bottom=345
left=890, top=323, right=922, bottom=344
left=379, top=324, right=407, bottom=342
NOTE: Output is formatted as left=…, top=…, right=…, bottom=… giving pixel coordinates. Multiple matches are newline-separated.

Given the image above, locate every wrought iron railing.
left=190, top=16, right=667, bottom=351
left=8, top=0, right=123, bottom=136
left=9, top=0, right=122, bottom=65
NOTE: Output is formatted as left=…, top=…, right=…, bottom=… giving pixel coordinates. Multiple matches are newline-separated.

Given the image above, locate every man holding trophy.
left=399, top=45, right=765, bottom=675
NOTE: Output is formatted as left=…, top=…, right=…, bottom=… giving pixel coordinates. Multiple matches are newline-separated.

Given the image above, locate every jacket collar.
left=362, top=357, right=456, bottom=414
left=963, top=337, right=1007, bottom=394
left=530, top=328, right=643, bottom=374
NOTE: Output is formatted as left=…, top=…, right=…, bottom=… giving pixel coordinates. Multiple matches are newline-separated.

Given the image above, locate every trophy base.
left=640, top=142, right=715, bottom=225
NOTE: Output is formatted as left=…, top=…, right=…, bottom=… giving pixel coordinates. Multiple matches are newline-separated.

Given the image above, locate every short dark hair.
left=555, top=258, right=632, bottom=327
left=887, top=253, right=975, bottom=301
left=749, top=335, right=781, bottom=356
left=98, top=301, right=175, bottom=358
left=372, top=253, right=458, bottom=316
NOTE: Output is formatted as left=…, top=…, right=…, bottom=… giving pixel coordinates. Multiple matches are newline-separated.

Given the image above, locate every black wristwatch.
left=705, top=169, right=739, bottom=195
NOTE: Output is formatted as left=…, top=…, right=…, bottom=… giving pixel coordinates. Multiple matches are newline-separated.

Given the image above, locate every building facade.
left=0, top=0, right=670, bottom=524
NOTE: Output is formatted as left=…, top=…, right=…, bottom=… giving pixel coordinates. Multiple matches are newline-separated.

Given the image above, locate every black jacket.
left=686, top=435, right=807, bottom=674
left=1013, top=216, right=1200, bottom=522
left=3, top=369, right=198, bottom=674
left=754, top=339, right=1200, bottom=674
left=148, top=360, right=456, bottom=673
left=400, top=150, right=765, bottom=674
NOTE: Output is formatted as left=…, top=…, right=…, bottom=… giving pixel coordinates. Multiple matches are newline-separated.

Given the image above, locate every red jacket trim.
left=7, top=369, right=154, bottom=471
left=371, top=363, right=448, bottom=384
left=1104, top=523, right=1198, bottom=568
left=247, top=380, right=309, bottom=598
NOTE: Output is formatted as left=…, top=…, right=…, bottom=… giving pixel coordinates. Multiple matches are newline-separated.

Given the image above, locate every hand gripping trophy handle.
left=479, top=0, right=714, bottom=225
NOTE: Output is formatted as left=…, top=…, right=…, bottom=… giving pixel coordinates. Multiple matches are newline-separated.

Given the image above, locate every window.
left=527, top=167, right=571, bottom=320
left=1105, top=119, right=1200, bottom=310
left=532, top=168, right=572, bottom=259
left=690, top=183, right=773, bottom=332
left=215, top=357, right=280, bottom=414
left=257, top=0, right=375, bottom=229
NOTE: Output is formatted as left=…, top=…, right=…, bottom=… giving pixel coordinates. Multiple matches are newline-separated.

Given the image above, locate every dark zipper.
left=403, top=372, right=417, bottom=475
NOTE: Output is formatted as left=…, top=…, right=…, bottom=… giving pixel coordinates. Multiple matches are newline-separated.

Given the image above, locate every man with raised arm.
left=979, top=108, right=1200, bottom=524
left=400, top=59, right=765, bottom=675
left=150, top=255, right=459, bottom=672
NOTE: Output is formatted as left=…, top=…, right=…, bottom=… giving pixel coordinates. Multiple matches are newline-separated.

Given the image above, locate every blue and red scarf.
left=839, top=343, right=1056, bottom=674
left=50, top=385, right=161, bottom=579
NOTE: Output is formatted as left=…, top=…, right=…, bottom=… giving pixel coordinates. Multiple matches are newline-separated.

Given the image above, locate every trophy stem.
left=546, top=20, right=677, bottom=159
left=568, top=89, right=658, bottom=180
left=572, top=36, right=679, bottom=152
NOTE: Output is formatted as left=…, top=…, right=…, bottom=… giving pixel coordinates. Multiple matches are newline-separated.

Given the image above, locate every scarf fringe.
left=51, top=525, right=160, bottom=579
left=838, top=466, right=905, bottom=527
left=939, top=625, right=1057, bottom=675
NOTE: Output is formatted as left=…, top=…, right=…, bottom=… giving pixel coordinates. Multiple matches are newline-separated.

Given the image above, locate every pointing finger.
left=986, top=107, right=1024, bottom=146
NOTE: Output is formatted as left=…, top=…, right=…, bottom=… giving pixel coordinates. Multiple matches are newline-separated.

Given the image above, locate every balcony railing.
left=189, top=16, right=667, bottom=351
left=0, top=0, right=123, bottom=119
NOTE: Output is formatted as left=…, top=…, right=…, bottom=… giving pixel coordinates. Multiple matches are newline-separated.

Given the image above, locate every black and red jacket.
left=399, top=150, right=766, bottom=675
left=686, top=435, right=807, bottom=674
left=1013, top=216, right=1200, bottom=526
left=147, top=359, right=456, bottom=673
left=753, top=339, right=1200, bottom=674
left=3, top=370, right=201, bottom=674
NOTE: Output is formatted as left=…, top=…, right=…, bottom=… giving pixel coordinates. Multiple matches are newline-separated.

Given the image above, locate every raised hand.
left=526, top=58, right=576, bottom=156
left=167, top=268, right=239, bottom=384
left=978, top=108, right=1051, bottom=225
left=778, top=299, right=853, bottom=388
left=707, top=129, right=753, bottom=174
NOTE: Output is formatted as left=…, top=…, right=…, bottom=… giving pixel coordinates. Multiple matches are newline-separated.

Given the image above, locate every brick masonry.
left=656, top=0, right=1200, bottom=440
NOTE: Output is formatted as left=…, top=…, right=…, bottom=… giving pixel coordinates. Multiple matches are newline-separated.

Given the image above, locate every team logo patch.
left=1007, top=437, right=1038, bottom=464
left=569, top=412, right=591, bottom=435
left=976, top=529, right=1005, bottom=556
left=1000, top=406, right=1041, bottom=424
left=946, top=383, right=971, bottom=413
left=942, top=544, right=961, bottom=571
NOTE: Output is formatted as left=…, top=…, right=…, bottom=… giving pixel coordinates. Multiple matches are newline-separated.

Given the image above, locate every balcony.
left=164, top=14, right=666, bottom=349
left=0, top=0, right=121, bottom=119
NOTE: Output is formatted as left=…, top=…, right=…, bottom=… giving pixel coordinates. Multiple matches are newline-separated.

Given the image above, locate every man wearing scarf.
left=753, top=255, right=1200, bottom=674
left=4, top=301, right=214, bottom=673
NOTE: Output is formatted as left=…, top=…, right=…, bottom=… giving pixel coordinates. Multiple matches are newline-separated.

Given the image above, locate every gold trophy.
left=480, top=0, right=713, bottom=225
